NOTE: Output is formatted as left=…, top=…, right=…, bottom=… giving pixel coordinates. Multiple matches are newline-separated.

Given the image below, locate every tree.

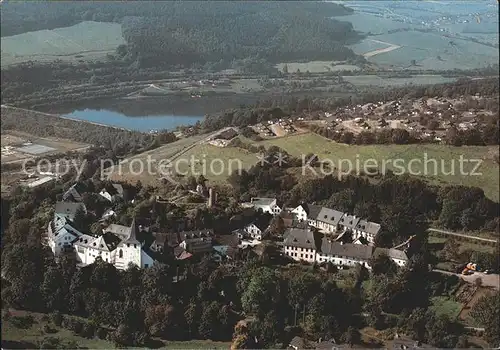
left=439, top=238, right=460, bottom=262
left=470, top=293, right=500, bottom=347
left=241, top=267, right=281, bottom=317
left=369, top=253, right=398, bottom=276
left=282, top=64, right=288, bottom=74
left=268, top=216, right=285, bottom=237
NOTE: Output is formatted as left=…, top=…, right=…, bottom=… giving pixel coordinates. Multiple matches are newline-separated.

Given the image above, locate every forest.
left=1, top=1, right=361, bottom=69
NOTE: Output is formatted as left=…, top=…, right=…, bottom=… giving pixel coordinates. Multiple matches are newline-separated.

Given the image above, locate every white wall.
left=284, top=246, right=316, bottom=263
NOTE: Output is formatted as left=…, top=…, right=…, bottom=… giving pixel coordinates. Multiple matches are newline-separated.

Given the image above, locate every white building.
left=316, top=239, right=373, bottom=269
left=74, top=219, right=154, bottom=270
left=47, top=215, right=85, bottom=255
left=373, top=247, right=409, bottom=267
left=353, top=219, right=381, bottom=244
left=244, top=221, right=268, bottom=241
left=248, top=197, right=282, bottom=216
left=282, top=227, right=317, bottom=263
left=315, top=207, right=346, bottom=233
left=99, top=183, right=125, bottom=203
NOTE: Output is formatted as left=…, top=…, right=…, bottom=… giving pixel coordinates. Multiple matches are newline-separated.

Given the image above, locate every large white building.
left=49, top=216, right=155, bottom=270
left=47, top=214, right=85, bottom=255
left=282, top=228, right=408, bottom=268
left=282, top=227, right=317, bottom=263
left=74, top=219, right=154, bottom=269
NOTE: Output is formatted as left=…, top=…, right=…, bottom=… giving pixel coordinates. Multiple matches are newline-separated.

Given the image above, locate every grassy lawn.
left=2, top=310, right=232, bottom=349
left=113, top=131, right=499, bottom=202
left=1, top=311, right=113, bottom=349
left=161, top=340, right=231, bottom=349
left=430, top=296, right=463, bottom=320
left=260, top=132, right=499, bottom=201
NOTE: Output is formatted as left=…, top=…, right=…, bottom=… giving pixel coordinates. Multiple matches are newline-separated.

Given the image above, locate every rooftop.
left=319, top=239, right=373, bottom=261
left=283, top=227, right=316, bottom=250
left=250, top=197, right=277, bottom=207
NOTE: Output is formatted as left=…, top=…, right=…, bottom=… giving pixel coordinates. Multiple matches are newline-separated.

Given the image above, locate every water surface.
left=65, top=109, right=203, bottom=132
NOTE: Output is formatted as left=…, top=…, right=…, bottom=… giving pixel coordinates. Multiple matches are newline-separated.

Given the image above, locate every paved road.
left=433, top=269, right=499, bottom=290
left=428, top=228, right=498, bottom=243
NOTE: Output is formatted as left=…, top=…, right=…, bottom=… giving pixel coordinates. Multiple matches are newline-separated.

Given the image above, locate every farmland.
left=1, top=21, right=125, bottom=67
left=109, top=131, right=499, bottom=202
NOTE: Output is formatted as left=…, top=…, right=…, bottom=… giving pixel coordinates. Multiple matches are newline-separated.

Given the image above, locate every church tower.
left=115, top=218, right=142, bottom=269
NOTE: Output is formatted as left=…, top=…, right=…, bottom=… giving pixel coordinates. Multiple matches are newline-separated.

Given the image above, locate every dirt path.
left=363, top=39, right=402, bottom=58
left=428, top=228, right=498, bottom=243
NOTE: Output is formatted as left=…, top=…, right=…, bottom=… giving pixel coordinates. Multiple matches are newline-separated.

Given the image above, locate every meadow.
left=1, top=309, right=231, bottom=349
left=114, top=131, right=499, bottom=202
left=1, top=21, right=125, bottom=67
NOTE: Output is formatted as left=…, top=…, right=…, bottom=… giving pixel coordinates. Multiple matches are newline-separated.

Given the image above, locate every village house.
left=47, top=214, right=85, bottom=255
left=161, top=229, right=214, bottom=256
left=291, top=203, right=322, bottom=223
left=353, top=219, right=381, bottom=244
left=62, top=183, right=85, bottom=202
left=247, top=197, right=282, bottom=216
left=316, top=239, right=373, bottom=269
left=314, top=207, right=346, bottom=233
left=373, top=247, right=409, bottom=266
left=99, top=183, right=126, bottom=203
left=282, top=227, right=317, bottom=264
left=55, top=201, right=86, bottom=221
left=243, top=216, right=272, bottom=240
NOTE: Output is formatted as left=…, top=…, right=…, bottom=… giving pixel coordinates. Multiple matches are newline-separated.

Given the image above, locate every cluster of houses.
left=47, top=186, right=408, bottom=271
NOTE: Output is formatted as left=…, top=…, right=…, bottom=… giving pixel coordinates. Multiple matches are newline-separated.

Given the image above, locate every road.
left=433, top=269, right=499, bottom=290
left=428, top=228, right=498, bottom=243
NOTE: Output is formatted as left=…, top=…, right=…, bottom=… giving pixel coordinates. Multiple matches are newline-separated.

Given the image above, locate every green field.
left=276, top=61, right=361, bottom=73
left=1, top=310, right=231, bottom=349
left=1, top=21, right=125, bottom=67
left=113, top=131, right=499, bottom=201
left=260, top=133, right=499, bottom=201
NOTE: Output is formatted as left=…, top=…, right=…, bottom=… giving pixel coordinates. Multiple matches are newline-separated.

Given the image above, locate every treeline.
left=0, top=107, right=176, bottom=156
left=308, top=123, right=499, bottom=146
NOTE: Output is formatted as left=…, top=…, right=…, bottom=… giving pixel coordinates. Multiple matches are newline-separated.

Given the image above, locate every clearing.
left=1, top=21, right=125, bottom=67
left=112, top=131, right=499, bottom=202
left=1, top=131, right=90, bottom=163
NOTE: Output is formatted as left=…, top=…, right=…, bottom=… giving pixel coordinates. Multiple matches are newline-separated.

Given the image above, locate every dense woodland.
left=1, top=147, right=499, bottom=348
left=1, top=1, right=360, bottom=70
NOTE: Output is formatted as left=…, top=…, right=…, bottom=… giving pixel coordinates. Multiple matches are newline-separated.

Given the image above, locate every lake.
left=64, top=109, right=204, bottom=132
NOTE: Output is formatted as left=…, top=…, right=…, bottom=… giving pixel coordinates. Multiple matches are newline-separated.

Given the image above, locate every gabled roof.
left=103, top=224, right=131, bottom=240
left=338, top=214, right=361, bottom=229
left=316, top=207, right=345, bottom=226
left=90, top=235, right=111, bottom=252
left=374, top=247, right=408, bottom=261
left=355, top=219, right=381, bottom=235
left=74, top=234, right=99, bottom=248
left=250, top=197, right=276, bottom=207
left=297, top=203, right=322, bottom=218
left=319, top=239, right=373, bottom=261
left=55, top=202, right=85, bottom=218
left=248, top=215, right=272, bottom=232
left=283, top=228, right=316, bottom=250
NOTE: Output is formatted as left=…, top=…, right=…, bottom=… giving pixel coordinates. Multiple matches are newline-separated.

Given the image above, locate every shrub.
left=42, top=324, right=58, bottom=334
left=10, top=315, right=35, bottom=329
left=50, top=311, right=63, bottom=327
